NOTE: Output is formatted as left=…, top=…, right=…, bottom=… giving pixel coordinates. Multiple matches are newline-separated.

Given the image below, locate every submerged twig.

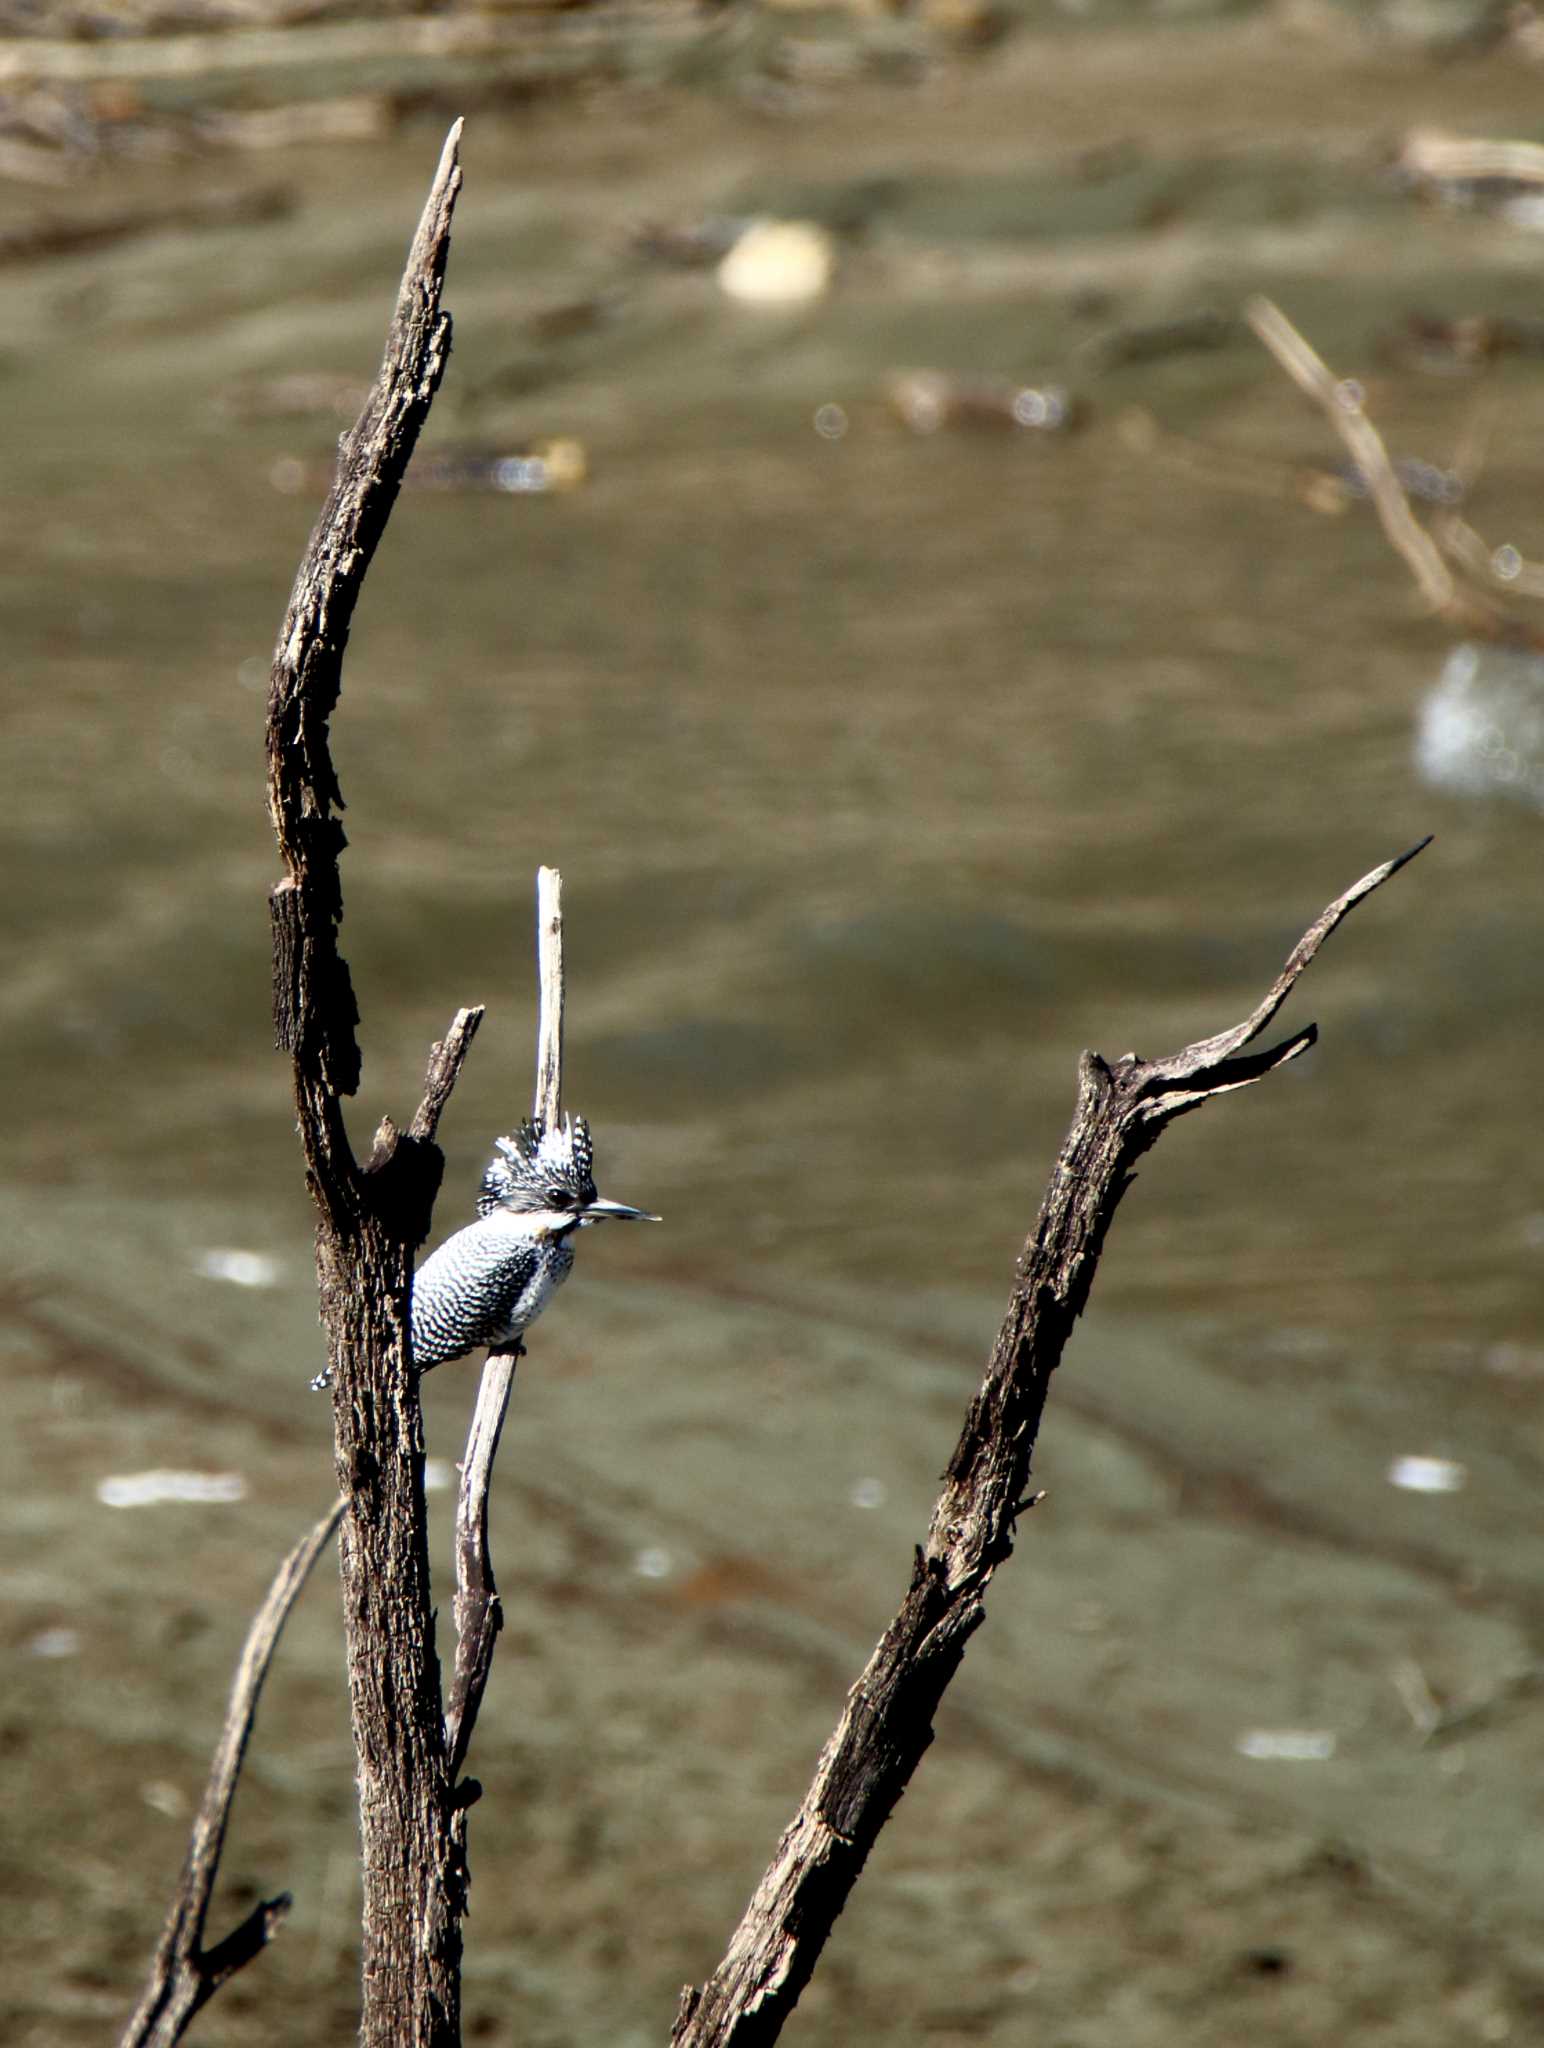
left=1248, top=298, right=1471, bottom=620
left=1395, top=129, right=1544, bottom=196
left=120, top=1499, right=345, bottom=2048
left=447, top=866, right=566, bottom=1783
left=1245, top=296, right=1540, bottom=646
left=672, top=843, right=1428, bottom=2048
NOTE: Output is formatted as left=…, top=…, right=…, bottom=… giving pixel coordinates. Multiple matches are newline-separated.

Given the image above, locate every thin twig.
left=533, top=864, right=565, bottom=1132
left=448, top=868, right=566, bottom=1782
left=671, top=844, right=1428, bottom=2048
left=120, top=1499, right=345, bottom=2048
left=1244, top=296, right=1528, bottom=643
left=1247, top=298, right=1459, bottom=614
left=447, top=1355, right=518, bottom=1782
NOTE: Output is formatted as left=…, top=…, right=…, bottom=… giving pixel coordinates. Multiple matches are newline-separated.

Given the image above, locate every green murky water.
left=2, top=13, right=1542, bottom=2044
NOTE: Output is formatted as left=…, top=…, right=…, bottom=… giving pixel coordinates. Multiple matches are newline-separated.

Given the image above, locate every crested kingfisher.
left=309, top=1114, right=657, bottom=1388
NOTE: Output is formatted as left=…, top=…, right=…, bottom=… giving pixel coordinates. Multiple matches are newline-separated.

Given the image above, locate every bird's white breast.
left=485, top=1207, right=576, bottom=1338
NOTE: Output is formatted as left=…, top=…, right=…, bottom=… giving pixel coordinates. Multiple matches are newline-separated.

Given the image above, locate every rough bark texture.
left=264, top=123, right=477, bottom=2048
left=671, top=841, right=1428, bottom=2048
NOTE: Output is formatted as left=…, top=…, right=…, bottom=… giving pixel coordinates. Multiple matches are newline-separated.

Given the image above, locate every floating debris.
left=1394, top=128, right=1544, bottom=231
left=1388, top=1454, right=1468, bottom=1495
left=850, top=1476, right=886, bottom=1510
left=406, top=439, right=588, bottom=494
left=523, top=291, right=624, bottom=344
left=1331, top=456, right=1463, bottom=508
left=195, top=94, right=393, bottom=153
left=1078, top=308, right=1235, bottom=372
left=1248, top=295, right=1530, bottom=643
left=193, top=1247, right=281, bottom=1288
left=27, top=1627, right=80, bottom=1659
left=885, top=369, right=1081, bottom=436
left=215, top=372, right=369, bottom=423
left=1236, top=1729, right=1337, bottom=1762
left=269, top=440, right=589, bottom=499
left=1378, top=310, right=1544, bottom=375
left=915, top=0, right=1007, bottom=49
left=717, top=219, right=836, bottom=308
left=1415, top=642, right=1544, bottom=811
left=631, top=215, right=749, bottom=269
left=633, top=1545, right=672, bottom=1580
left=0, top=183, right=291, bottom=267
left=97, top=1470, right=248, bottom=1508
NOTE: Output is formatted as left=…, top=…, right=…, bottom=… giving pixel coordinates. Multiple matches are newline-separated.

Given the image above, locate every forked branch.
left=120, top=1500, right=345, bottom=2048
left=672, top=841, right=1429, bottom=2048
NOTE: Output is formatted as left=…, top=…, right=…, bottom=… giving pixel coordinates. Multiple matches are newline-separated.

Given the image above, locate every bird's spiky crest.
left=477, top=1113, right=596, bottom=1216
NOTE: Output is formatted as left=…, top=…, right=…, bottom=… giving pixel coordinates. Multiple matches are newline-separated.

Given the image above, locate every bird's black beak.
left=575, top=1198, right=660, bottom=1225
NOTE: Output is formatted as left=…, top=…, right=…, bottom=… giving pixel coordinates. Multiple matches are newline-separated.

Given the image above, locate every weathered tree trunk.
left=265, top=123, right=476, bottom=2048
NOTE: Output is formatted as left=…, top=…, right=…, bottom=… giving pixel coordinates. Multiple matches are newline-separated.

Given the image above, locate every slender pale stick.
left=1244, top=295, right=1530, bottom=641
left=447, top=868, right=564, bottom=1780
left=1245, top=294, right=1458, bottom=615
left=533, top=864, right=564, bottom=1132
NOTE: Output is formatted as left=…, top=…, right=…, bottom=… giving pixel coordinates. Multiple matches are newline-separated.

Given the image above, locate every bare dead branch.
left=268, top=115, right=463, bottom=1197
left=411, top=1006, right=487, bottom=1145
left=533, top=864, right=566, bottom=1132
left=264, top=122, right=477, bottom=2048
left=1244, top=296, right=1536, bottom=646
left=671, top=844, right=1428, bottom=2048
left=448, top=869, right=566, bottom=1782
left=447, top=1347, right=519, bottom=1783
left=1247, top=298, right=1472, bottom=618
left=120, top=1499, right=345, bottom=2048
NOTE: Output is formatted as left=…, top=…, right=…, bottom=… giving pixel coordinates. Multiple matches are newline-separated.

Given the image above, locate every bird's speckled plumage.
left=411, top=1207, right=576, bottom=1367
left=408, top=1113, right=654, bottom=1371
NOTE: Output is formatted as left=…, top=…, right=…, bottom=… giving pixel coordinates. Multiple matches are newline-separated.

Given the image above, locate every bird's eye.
left=546, top=1186, right=569, bottom=1207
